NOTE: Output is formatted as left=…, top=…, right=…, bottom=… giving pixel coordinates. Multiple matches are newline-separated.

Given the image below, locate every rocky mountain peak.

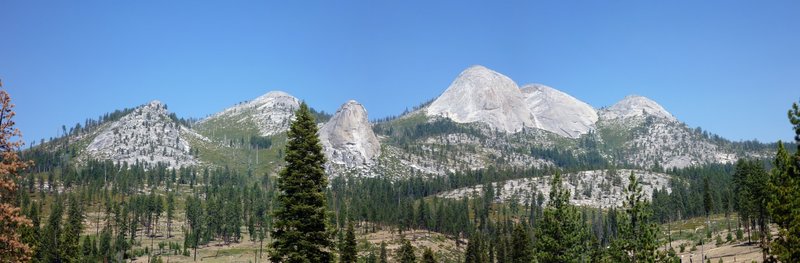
left=199, top=90, right=300, bottom=136
left=521, top=84, right=598, bottom=138
left=85, top=101, right=196, bottom=169
left=319, top=100, right=381, bottom=168
left=426, top=65, right=534, bottom=133
left=601, top=95, right=675, bottom=121
left=146, top=100, right=165, bottom=108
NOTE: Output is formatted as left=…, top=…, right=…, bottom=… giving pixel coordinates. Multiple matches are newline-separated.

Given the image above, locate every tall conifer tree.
left=270, top=103, right=332, bottom=262
left=534, top=172, right=591, bottom=262
left=768, top=101, right=800, bottom=261
left=511, top=223, right=533, bottom=263
left=608, top=172, right=659, bottom=262
left=340, top=221, right=357, bottom=263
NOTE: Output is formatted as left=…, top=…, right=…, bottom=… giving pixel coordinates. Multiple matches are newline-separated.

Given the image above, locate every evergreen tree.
left=733, top=159, right=770, bottom=256
left=270, top=103, right=332, bottom=262
left=703, top=177, right=713, bottom=219
left=81, top=236, right=94, bottom=260
left=115, top=204, right=129, bottom=261
left=61, top=195, right=84, bottom=262
left=608, top=172, right=659, bottom=262
left=768, top=100, right=800, bottom=262
left=366, top=250, right=378, bottom=263
left=511, top=223, right=533, bottom=263
left=166, top=191, right=174, bottom=238
left=422, top=247, right=436, bottom=263
left=99, top=226, right=112, bottom=262
left=185, top=195, right=204, bottom=261
left=379, top=241, right=388, bottom=263
left=42, top=196, right=64, bottom=263
left=24, top=202, right=41, bottom=261
left=340, top=221, right=357, bottom=263
left=417, top=200, right=429, bottom=230
left=397, top=237, right=416, bottom=263
left=464, top=233, right=488, bottom=263
left=534, top=172, right=591, bottom=263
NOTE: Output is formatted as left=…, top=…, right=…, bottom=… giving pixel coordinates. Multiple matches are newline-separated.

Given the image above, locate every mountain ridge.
left=28, top=65, right=776, bottom=176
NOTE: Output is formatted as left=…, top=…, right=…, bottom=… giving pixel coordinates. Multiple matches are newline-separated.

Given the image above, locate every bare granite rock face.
left=426, top=65, right=535, bottom=133
left=426, top=66, right=600, bottom=138
left=600, top=95, right=676, bottom=121
left=319, top=100, right=381, bottom=168
left=85, top=100, right=196, bottom=169
left=521, top=84, right=598, bottom=138
left=198, top=91, right=300, bottom=136
left=594, top=96, right=739, bottom=169
left=438, top=169, right=672, bottom=208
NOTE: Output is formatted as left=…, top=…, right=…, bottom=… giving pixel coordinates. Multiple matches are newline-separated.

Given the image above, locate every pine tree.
left=768, top=100, right=800, bottom=262
left=99, top=226, right=112, bottom=262
left=166, top=191, right=174, bottom=238
left=114, top=203, right=129, bottom=261
left=379, top=241, right=388, bottom=263
left=464, top=233, right=488, bottom=263
left=61, top=194, right=84, bottom=262
left=366, top=250, right=378, bottom=263
left=534, top=172, right=591, bottom=263
left=608, top=172, right=659, bottom=262
left=733, top=159, right=770, bottom=258
left=422, top=247, right=436, bottom=263
left=270, top=103, right=332, bottom=262
left=0, top=89, right=33, bottom=262
left=185, top=195, right=204, bottom=261
left=397, top=236, right=416, bottom=263
left=23, top=202, right=41, bottom=261
left=511, top=223, right=533, bottom=263
left=417, top=200, right=428, bottom=230
left=42, top=196, right=64, bottom=263
left=340, top=221, right=357, bottom=263
left=81, top=236, right=94, bottom=260
left=703, top=177, right=713, bottom=219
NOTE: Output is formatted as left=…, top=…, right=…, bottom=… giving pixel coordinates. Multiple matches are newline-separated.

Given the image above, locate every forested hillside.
left=3, top=80, right=799, bottom=262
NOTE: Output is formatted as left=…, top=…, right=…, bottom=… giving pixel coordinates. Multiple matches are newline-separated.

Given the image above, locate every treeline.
left=16, top=157, right=277, bottom=262
left=371, top=97, right=436, bottom=124
left=650, top=163, right=736, bottom=222
left=529, top=147, right=607, bottom=170
left=375, top=119, right=486, bottom=145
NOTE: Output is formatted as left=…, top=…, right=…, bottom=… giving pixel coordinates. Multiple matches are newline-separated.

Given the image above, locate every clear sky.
left=2, top=0, right=798, bottom=145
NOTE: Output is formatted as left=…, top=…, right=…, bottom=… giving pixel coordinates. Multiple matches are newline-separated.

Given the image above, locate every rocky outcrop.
left=319, top=100, right=381, bottom=168
left=521, top=84, right=598, bottom=138
left=85, top=100, right=196, bottom=169
left=198, top=91, right=300, bottom=136
left=426, top=66, right=600, bottom=138
left=426, top=65, right=535, bottom=133
left=438, top=169, right=672, bottom=208
left=600, top=95, right=675, bottom=121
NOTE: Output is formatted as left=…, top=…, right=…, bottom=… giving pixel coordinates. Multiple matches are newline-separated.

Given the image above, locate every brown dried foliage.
left=0, top=88, right=33, bottom=262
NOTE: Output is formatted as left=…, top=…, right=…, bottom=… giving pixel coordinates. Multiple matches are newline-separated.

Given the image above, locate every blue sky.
left=1, top=0, right=798, bottom=144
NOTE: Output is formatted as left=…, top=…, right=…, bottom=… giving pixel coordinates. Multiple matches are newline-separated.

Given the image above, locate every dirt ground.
left=670, top=240, right=765, bottom=263
left=123, top=228, right=463, bottom=263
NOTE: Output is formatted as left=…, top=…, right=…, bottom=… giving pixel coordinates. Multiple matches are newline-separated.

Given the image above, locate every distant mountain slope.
left=600, top=95, right=676, bottom=121
left=82, top=100, right=197, bottom=168
left=521, top=83, right=598, bottom=138
left=426, top=65, right=535, bottom=133
left=438, top=169, right=672, bottom=208
left=376, top=65, right=769, bottom=173
left=28, top=65, right=776, bottom=176
left=195, top=91, right=300, bottom=140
